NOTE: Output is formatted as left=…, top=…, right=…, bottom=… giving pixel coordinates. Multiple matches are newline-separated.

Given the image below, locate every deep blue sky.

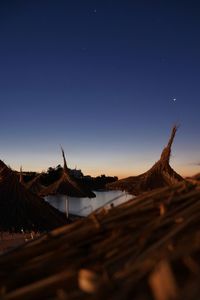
left=0, top=1, right=200, bottom=177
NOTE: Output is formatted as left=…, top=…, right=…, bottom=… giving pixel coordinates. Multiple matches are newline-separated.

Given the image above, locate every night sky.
left=0, top=1, right=200, bottom=177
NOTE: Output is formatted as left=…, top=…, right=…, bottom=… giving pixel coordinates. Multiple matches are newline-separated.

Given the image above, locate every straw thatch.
left=26, top=174, right=45, bottom=195
left=40, top=148, right=96, bottom=198
left=0, top=160, right=67, bottom=232
left=107, top=126, right=183, bottom=195
left=18, top=167, right=45, bottom=195
left=0, top=181, right=200, bottom=299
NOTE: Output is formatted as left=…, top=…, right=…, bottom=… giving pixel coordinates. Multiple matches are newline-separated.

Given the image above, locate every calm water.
left=45, top=190, right=133, bottom=217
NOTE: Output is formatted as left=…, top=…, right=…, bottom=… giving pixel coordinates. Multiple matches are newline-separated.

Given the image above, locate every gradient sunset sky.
left=0, top=1, right=200, bottom=178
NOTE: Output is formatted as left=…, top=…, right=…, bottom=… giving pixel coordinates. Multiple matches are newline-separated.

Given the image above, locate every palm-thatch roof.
left=0, top=182, right=200, bottom=299
left=107, top=126, right=184, bottom=195
left=0, top=160, right=67, bottom=232
left=40, top=148, right=96, bottom=198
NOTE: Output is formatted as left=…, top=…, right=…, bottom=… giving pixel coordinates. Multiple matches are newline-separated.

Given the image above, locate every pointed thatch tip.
left=60, top=145, right=68, bottom=173
left=167, top=125, right=179, bottom=148
left=160, top=124, right=179, bottom=164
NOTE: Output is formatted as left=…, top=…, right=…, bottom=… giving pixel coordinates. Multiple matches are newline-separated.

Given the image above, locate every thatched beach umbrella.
left=41, top=148, right=96, bottom=198
left=107, top=126, right=184, bottom=195
left=0, top=160, right=67, bottom=232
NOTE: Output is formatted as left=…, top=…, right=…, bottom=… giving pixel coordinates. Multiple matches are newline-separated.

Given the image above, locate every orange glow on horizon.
left=13, top=163, right=199, bottom=180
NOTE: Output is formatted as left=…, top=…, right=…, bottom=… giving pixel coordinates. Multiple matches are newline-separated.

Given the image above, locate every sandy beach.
left=0, top=232, right=40, bottom=254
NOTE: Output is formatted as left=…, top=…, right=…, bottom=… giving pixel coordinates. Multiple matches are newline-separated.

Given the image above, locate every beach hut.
left=0, top=160, right=67, bottom=232
left=107, top=126, right=184, bottom=194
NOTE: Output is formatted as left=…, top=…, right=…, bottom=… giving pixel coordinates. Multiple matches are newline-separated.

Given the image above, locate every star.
left=93, top=9, right=97, bottom=13
left=173, top=98, right=176, bottom=102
